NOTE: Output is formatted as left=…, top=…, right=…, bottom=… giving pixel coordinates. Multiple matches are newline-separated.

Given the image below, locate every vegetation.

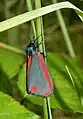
left=0, top=0, right=83, bottom=118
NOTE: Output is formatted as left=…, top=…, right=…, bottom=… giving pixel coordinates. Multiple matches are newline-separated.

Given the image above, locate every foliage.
left=0, top=0, right=83, bottom=118
left=0, top=92, right=39, bottom=119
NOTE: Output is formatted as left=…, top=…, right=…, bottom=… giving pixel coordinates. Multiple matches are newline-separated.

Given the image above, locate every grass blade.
left=0, top=2, right=82, bottom=32
left=26, top=0, right=36, bottom=38
left=65, top=65, right=83, bottom=106
left=0, top=42, right=25, bottom=55
left=52, top=0, right=75, bottom=58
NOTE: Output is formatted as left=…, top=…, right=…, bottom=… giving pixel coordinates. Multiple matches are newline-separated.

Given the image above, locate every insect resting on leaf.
left=25, top=36, right=53, bottom=97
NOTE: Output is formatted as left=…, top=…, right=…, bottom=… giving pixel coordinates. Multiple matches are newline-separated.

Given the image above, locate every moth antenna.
left=26, top=36, right=32, bottom=42
left=34, top=34, right=42, bottom=43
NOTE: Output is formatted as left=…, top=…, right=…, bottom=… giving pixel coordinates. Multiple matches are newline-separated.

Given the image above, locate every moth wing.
left=26, top=52, right=53, bottom=97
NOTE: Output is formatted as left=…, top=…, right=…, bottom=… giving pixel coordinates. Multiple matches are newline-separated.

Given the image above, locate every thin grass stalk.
left=26, top=0, right=36, bottom=38
left=42, top=19, right=52, bottom=119
left=46, top=97, right=52, bottom=119
left=52, top=0, right=75, bottom=58
left=34, top=0, right=43, bottom=53
left=26, top=0, right=51, bottom=118
left=0, top=42, right=25, bottom=55
left=65, top=65, right=83, bottom=106
left=43, top=98, right=49, bottom=119
left=35, top=0, right=52, bottom=119
left=43, top=97, right=52, bottom=119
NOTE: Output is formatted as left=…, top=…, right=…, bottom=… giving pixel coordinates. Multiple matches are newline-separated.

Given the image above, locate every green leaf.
left=47, top=53, right=83, bottom=112
left=17, top=63, right=26, bottom=95
left=17, top=53, right=83, bottom=112
left=0, top=68, right=12, bottom=96
left=52, top=73, right=83, bottom=112
left=0, top=1, right=82, bottom=32
left=0, top=49, right=24, bottom=78
left=0, top=92, right=39, bottom=119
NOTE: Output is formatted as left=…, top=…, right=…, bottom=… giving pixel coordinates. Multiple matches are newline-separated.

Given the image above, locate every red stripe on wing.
left=27, top=56, right=32, bottom=71
left=37, top=52, right=53, bottom=88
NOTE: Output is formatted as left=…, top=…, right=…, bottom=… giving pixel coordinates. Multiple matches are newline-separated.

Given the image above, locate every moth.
left=25, top=36, right=53, bottom=97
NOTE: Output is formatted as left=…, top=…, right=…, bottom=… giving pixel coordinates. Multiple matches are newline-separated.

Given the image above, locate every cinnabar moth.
left=25, top=36, right=53, bottom=97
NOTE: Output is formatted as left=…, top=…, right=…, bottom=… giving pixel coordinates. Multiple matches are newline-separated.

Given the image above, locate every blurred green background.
left=0, top=0, right=83, bottom=119
left=0, top=0, right=83, bottom=61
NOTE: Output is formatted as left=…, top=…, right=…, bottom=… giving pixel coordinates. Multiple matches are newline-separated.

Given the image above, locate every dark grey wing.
left=26, top=52, right=53, bottom=97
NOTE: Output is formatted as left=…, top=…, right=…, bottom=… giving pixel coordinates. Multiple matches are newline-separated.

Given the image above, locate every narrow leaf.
left=0, top=2, right=82, bottom=32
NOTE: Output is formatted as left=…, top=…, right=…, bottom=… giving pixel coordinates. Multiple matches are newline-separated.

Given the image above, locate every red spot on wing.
left=44, top=92, right=51, bottom=97
left=37, top=52, right=53, bottom=88
left=29, top=85, right=37, bottom=93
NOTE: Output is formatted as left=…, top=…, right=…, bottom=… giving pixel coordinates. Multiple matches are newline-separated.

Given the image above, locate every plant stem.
left=52, top=0, right=75, bottom=58
left=42, top=25, right=52, bottom=119
left=35, top=0, right=43, bottom=53
left=43, top=98, right=48, bottom=119
left=26, top=0, right=36, bottom=38
left=35, top=0, right=52, bottom=119
left=0, top=42, right=25, bottom=55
